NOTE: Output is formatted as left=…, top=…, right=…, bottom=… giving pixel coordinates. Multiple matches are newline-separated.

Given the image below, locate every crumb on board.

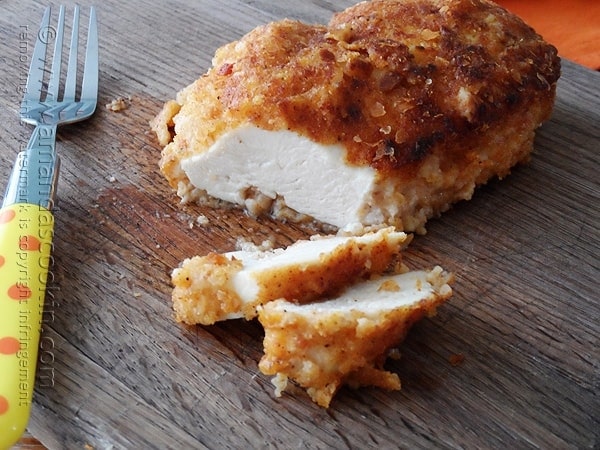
left=235, top=236, right=276, bottom=252
left=105, top=96, right=130, bottom=112
left=196, top=214, right=209, bottom=226
left=187, top=215, right=209, bottom=228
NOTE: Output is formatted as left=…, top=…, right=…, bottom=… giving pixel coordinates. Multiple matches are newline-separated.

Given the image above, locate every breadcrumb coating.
left=153, top=0, right=560, bottom=232
left=172, top=227, right=408, bottom=325
left=258, top=267, right=454, bottom=407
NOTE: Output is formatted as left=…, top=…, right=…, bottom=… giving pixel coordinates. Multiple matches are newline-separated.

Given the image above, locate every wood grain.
left=1, top=1, right=598, bottom=448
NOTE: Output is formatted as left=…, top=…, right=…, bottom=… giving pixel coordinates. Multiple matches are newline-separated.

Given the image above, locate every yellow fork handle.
left=0, top=203, right=54, bottom=449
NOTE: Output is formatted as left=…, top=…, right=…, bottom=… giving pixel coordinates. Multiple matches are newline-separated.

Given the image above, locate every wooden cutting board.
left=1, top=1, right=598, bottom=448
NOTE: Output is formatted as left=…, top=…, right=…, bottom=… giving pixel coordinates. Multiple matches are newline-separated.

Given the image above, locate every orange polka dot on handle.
left=19, top=235, right=41, bottom=251
left=7, top=283, right=32, bottom=301
left=0, top=337, right=20, bottom=355
left=0, top=209, right=15, bottom=224
left=0, top=255, right=4, bottom=268
left=0, top=395, right=8, bottom=415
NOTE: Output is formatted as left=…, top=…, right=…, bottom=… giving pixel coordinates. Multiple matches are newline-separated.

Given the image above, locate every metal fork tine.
left=18, top=6, right=98, bottom=127
left=63, top=5, right=80, bottom=102
left=21, top=6, right=50, bottom=106
left=81, top=7, right=99, bottom=101
left=47, top=5, right=65, bottom=101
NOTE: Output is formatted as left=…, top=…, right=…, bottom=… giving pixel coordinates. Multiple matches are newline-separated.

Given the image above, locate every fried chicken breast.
left=152, top=0, right=560, bottom=233
left=155, top=0, right=560, bottom=408
left=258, top=266, right=454, bottom=407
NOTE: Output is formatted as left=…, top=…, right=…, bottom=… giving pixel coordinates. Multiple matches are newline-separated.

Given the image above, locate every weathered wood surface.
left=1, top=0, right=598, bottom=448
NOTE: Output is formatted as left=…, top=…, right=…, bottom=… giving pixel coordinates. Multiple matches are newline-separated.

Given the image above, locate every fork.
left=0, top=6, right=98, bottom=446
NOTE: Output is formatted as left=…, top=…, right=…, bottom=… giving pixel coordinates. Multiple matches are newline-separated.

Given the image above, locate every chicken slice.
left=258, top=266, right=453, bottom=408
left=171, top=227, right=408, bottom=325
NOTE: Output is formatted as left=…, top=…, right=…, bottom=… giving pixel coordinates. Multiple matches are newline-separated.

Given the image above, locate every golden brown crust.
left=150, top=100, right=180, bottom=147
left=251, top=229, right=407, bottom=306
left=326, top=0, right=560, bottom=173
left=152, top=0, right=560, bottom=233
left=154, top=0, right=559, bottom=188
left=258, top=267, right=454, bottom=407
left=171, top=253, right=244, bottom=325
left=171, top=228, right=408, bottom=325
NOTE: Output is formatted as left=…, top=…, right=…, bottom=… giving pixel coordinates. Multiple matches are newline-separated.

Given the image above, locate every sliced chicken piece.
left=258, top=266, right=454, bottom=408
left=171, top=227, right=409, bottom=325
left=152, top=0, right=560, bottom=233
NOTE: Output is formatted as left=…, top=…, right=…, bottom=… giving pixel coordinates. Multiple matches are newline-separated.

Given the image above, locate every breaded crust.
left=153, top=0, right=560, bottom=231
left=258, top=267, right=454, bottom=407
left=171, top=227, right=408, bottom=325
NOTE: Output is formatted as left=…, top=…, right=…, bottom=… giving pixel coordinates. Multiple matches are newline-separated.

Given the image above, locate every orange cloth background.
left=495, top=0, right=600, bottom=70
